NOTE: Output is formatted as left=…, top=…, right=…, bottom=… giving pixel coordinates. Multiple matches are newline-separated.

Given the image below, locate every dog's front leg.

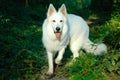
left=55, top=48, right=65, bottom=65
left=47, top=51, right=54, bottom=76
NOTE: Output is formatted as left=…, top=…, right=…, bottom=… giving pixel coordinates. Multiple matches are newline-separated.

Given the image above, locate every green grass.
left=65, top=51, right=120, bottom=80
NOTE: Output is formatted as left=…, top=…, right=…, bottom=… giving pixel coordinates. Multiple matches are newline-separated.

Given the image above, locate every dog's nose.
left=56, top=27, right=60, bottom=31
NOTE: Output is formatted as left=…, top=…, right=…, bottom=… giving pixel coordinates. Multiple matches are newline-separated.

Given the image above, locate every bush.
left=0, top=14, right=46, bottom=79
left=104, top=13, right=120, bottom=49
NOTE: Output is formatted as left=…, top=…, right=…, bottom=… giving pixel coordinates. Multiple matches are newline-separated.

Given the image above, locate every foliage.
left=90, top=12, right=120, bottom=49
left=66, top=50, right=120, bottom=80
left=104, top=13, right=120, bottom=49
left=66, top=54, right=107, bottom=80
left=0, top=13, right=46, bottom=79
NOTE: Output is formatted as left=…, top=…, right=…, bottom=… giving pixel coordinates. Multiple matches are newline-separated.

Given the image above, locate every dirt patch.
left=35, top=65, right=69, bottom=80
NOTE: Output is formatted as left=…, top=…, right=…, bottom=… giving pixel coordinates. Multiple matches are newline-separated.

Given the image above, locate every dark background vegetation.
left=0, top=0, right=120, bottom=80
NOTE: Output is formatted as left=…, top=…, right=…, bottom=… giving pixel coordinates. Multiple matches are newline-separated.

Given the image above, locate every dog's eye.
left=52, top=20, right=56, bottom=22
left=60, top=20, right=63, bottom=22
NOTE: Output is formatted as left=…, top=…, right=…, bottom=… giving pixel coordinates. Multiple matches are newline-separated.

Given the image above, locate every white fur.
left=42, top=4, right=107, bottom=75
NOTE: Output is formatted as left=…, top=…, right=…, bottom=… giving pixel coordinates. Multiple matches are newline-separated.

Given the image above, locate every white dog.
left=42, top=4, right=107, bottom=77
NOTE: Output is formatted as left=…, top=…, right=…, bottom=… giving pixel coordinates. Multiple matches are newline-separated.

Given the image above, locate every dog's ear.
left=59, top=4, right=67, bottom=17
left=47, top=4, right=56, bottom=18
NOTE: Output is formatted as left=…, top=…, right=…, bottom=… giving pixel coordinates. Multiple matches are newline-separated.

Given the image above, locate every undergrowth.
left=0, top=13, right=46, bottom=79
left=65, top=51, right=120, bottom=80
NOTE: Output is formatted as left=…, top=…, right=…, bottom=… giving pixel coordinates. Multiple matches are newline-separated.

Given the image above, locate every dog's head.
left=47, top=4, right=67, bottom=38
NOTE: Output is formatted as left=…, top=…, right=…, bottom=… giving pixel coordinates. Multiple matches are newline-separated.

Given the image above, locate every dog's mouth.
left=54, top=32, right=61, bottom=38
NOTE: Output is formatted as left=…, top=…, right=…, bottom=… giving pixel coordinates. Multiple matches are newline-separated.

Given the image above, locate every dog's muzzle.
left=54, top=27, right=61, bottom=38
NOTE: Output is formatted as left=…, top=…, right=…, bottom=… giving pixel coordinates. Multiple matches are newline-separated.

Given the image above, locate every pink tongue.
left=55, top=32, right=61, bottom=38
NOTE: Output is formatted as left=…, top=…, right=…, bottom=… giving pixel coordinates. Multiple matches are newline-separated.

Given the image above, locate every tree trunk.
left=25, top=0, right=29, bottom=7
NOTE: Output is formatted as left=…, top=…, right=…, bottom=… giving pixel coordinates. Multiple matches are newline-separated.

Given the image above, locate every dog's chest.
left=51, top=40, right=63, bottom=50
left=47, top=39, right=67, bottom=52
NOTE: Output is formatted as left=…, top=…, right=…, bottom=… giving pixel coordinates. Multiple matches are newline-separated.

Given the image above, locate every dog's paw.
left=55, top=58, right=62, bottom=65
left=35, top=73, right=54, bottom=80
left=45, top=73, right=54, bottom=79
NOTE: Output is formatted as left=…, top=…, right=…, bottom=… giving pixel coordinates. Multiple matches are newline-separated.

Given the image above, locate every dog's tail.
left=82, top=39, right=107, bottom=55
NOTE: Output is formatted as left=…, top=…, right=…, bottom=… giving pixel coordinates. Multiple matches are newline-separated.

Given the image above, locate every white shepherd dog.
left=42, top=4, right=107, bottom=77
